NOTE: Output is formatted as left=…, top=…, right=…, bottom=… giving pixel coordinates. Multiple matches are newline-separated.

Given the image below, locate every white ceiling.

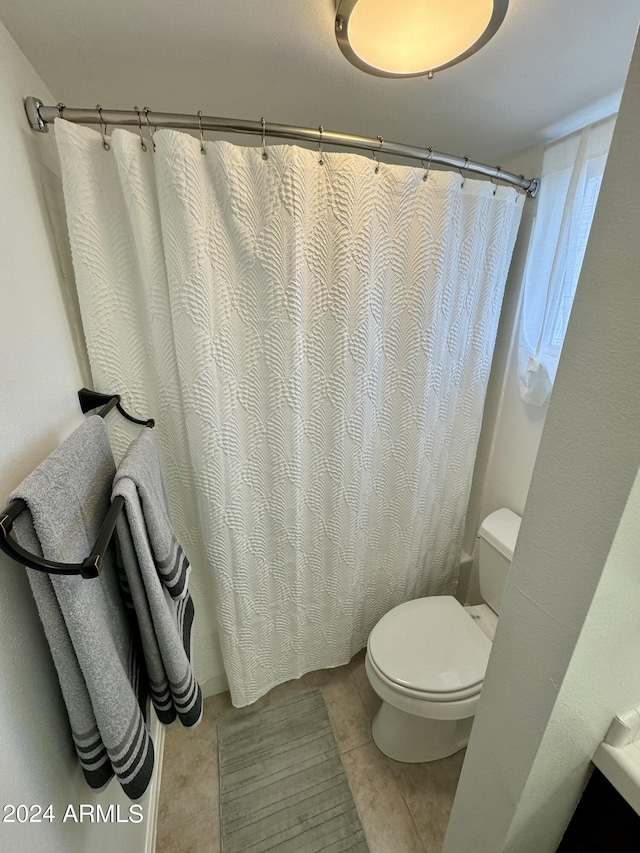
left=1, top=0, right=639, bottom=165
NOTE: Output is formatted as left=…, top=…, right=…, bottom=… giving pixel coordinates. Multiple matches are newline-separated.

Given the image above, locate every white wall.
left=444, top=30, right=640, bottom=853
left=505, top=464, right=640, bottom=849
left=0, top=22, right=159, bottom=852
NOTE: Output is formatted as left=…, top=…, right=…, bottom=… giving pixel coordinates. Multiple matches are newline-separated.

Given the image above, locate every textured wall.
left=444, top=30, right=640, bottom=853
left=0, top=21, right=156, bottom=853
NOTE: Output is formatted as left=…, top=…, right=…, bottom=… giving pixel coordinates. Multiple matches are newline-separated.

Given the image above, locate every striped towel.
left=112, top=429, right=202, bottom=728
left=10, top=417, right=153, bottom=799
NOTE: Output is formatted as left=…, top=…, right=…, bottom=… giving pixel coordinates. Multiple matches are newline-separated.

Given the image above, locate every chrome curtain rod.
left=25, top=97, right=539, bottom=197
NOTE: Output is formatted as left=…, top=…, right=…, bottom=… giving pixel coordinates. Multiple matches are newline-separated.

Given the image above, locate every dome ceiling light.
left=334, top=0, right=509, bottom=79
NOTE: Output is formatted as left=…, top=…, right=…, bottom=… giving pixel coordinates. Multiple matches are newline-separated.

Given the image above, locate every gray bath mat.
left=217, top=689, right=370, bottom=853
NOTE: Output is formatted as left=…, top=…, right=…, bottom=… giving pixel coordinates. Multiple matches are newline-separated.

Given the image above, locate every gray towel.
left=10, top=416, right=153, bottom=799
left=112, top=429, right=202, bottom=728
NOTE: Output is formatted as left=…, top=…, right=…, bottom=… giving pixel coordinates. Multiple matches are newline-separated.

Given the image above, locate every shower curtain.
left=55, top=119, right=523, bottom=706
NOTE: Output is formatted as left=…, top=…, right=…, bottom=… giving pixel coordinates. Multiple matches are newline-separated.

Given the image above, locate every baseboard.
left=143, top=674, right=226, bottom=852
left=144, top=711, right=166, bottom=853
left=201, top=670, right=229, bottom=698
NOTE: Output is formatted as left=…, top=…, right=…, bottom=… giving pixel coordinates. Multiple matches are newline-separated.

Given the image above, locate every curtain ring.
left=143, top=107, right=156, bottom=153
left=56, top=102, right=65, bottom=119
left=489, top=166, right=502, bottom=196
left=373, top=135, right=383, bottom=175
left=134, top=106, right=147, bottom=152
left=318, top=125, right=324, bottom=166
left=261, top=117, right=268, bottom=161
left=460, top=156, right=470, bottom=188
left=197, top=111, right=206, bottom=155
left=96, top=105, right=110, bottom=151
left=422, top=146, right=434, bottom=182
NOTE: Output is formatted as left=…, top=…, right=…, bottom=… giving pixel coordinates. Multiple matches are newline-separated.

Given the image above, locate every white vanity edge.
left=593, top=739, right=640, bottom=817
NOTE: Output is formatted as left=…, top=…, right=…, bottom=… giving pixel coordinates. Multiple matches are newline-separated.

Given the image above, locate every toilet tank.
left=477, top=508, right=522, bottom=615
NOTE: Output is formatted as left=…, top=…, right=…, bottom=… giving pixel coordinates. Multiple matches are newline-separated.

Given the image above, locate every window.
left=518, top=115, right=616, bottom=406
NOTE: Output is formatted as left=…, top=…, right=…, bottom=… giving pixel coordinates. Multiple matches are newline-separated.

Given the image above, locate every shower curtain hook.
left=261, top=117, right=268, bottom=161
left=422, top=146, right=434, bottom=182
left=489, top=166, right=501, bottom=196
left=143, top=107, right=156, bottom=152
left=197, top=111, right=206, bottom=155
left=515, top=176, right=525, bottom=201
left=318, top=125, right=324, bottom=166
left=96, top=105, right=110, bottom=151
left=56, top=102, right=66, bottom=119
left=460, top=156, right=470, bottom=188
left=134, top=106, right=147, bottom=152
left=373, top=136, right=383, bottom=174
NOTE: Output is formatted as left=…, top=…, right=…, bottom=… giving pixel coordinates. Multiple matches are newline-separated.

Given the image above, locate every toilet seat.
left=366, top=652, right=483, bottom=703
left=367, top=595, right=492, bottom=701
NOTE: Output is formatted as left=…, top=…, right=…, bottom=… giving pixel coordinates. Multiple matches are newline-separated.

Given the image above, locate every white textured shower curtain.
left=56, top=119, right=523, bottom=706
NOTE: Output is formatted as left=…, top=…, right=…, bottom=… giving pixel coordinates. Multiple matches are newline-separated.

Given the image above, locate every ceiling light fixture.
left=335, top=0, right=509, bottom=79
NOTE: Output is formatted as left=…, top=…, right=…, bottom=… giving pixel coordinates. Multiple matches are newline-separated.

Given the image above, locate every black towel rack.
left=0, top=389, right=154, bottom=579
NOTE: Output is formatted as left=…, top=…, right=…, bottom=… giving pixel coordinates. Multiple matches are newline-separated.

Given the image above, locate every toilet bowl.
left=365, top=508, right=521, bottom=763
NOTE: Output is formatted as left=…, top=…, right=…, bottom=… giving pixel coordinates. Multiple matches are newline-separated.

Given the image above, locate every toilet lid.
left=368, top=596, right=492, bottom=695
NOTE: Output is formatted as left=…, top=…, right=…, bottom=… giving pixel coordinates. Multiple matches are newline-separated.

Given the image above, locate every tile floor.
left=156, top=649, right=465, bottom=852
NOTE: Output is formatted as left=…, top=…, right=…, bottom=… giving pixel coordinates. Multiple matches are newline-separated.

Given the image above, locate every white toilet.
left=365, top=507, right=521, bottom=763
